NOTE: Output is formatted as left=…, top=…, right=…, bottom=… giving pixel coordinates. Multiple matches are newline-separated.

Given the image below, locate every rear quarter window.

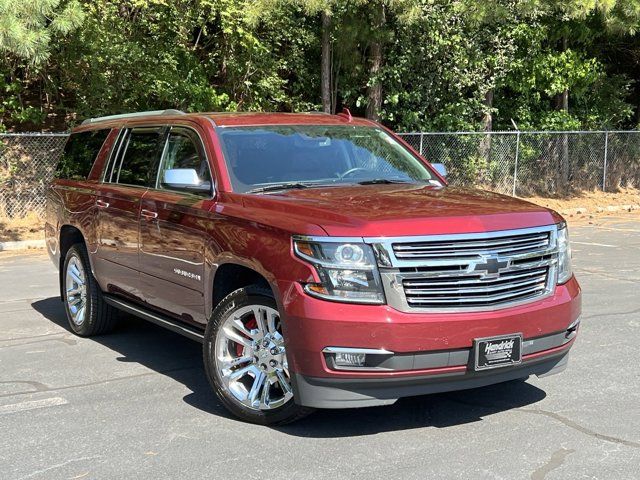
left=55, top=129, right=110, bottom=180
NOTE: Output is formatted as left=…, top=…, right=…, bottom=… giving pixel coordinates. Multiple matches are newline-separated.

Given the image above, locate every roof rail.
left=81, top=109, right=186, bottom=125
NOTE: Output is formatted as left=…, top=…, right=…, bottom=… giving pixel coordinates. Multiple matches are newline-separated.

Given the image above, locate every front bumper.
left=279, top=275, right=581, bottom=408
left=293, top=347, right=571, bottom=409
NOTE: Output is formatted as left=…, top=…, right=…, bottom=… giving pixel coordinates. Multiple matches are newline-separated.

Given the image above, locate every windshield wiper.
left=247, top=182, right=312, bottom=194
left=357, top=179, right=412, bottom=185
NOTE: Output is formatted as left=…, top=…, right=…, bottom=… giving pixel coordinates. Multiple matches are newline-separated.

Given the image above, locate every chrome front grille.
left=402, top=266, right=549, bottom=308
left=369, top=226, right=558, bottom=312
left=392, top=231, right=550, bottom=260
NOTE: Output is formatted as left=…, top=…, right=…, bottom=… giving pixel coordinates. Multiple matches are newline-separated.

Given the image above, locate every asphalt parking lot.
left=1, top=214, right=639, bottom=480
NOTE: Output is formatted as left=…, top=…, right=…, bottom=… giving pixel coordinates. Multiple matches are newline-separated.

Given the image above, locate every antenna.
left=338, top=107, right=353, bottom=122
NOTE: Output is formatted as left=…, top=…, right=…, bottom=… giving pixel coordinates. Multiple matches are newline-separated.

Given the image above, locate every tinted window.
left=157, top=130, right=211, bottom=193
left=115, top=128, right=164, bottom=187
left=55, top=129, right=110, bottom=180
left=217, top=125, right=435, bottom=193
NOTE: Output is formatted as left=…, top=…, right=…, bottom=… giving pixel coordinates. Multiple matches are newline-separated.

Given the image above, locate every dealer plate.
left=473, top=333, right=523, bottom=371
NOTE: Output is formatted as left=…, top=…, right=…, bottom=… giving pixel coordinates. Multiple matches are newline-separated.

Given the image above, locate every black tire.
left=62, top=243, right=118, bottom=336
left=203, top=286, right=314, bottom=425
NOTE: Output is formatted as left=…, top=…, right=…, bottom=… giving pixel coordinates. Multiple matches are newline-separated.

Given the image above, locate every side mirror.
left=163, top=168, right=212, bottom=194
left=432, top=163, right=448, bottom=179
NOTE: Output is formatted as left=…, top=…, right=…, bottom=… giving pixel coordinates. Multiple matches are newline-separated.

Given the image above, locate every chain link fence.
left=0, top=133, right=68, bottom=218
left=399, top=131, right=640, bottom=196
left=1, top=130, right=640, bottom=218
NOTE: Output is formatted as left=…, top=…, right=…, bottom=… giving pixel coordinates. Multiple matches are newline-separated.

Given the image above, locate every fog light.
left=323, top=347, right=394, bottom=371
left=335, top=352, right=366, bottom=367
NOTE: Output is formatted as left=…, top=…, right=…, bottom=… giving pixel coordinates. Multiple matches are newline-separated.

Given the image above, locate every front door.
left=138, top=127, right=214, bottom=326
left=93, top=126, right=166, bottom=299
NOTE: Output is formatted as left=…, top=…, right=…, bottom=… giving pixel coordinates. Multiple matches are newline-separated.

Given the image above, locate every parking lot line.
left=572, top=241, right=617, bottom=247
left=0, top=397, right=68, bottom=415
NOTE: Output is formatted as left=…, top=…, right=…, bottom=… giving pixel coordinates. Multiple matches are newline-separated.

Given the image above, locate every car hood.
left=239, top=184, right=562, bottom=237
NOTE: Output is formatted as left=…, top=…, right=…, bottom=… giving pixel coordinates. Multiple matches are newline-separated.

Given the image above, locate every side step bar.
left=103, top=295, right=204, bottom=343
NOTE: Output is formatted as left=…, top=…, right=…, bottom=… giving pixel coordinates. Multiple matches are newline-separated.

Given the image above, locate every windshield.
left=217, top=125, right=438, bottom=193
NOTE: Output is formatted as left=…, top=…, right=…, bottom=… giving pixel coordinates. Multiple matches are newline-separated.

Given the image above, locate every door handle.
left=141, top=209, right=158, bottom=220
left=96, top=199, right=110, bottom=209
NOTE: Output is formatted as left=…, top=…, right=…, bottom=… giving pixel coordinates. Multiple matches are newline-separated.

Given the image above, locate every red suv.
left=46, top=109, right=581, bottom=424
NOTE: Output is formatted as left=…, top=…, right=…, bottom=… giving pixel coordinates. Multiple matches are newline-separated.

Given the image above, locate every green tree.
left=3, top=0, right=640, bottom=134
left=0, top=0, right=84, bottom=128
left=246, top=0, right=422, bottom=120
left=0, top=0, right=84, bottom=63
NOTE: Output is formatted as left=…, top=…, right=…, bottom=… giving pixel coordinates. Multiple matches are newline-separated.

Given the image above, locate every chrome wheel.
left=65, top=254, right=87, bottom=326
left=214, top=304, right=293, bottom=411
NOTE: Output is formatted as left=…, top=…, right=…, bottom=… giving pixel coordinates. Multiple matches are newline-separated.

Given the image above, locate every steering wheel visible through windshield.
left=217, top=125, right=440, bottom=193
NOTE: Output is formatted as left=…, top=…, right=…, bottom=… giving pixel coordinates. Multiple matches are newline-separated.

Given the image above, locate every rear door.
left=138, top=126, right=214, bottom=325
left=93, top=126, right=166, bottom=298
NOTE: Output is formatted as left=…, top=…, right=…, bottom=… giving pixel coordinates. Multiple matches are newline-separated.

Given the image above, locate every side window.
left=157, top=129, right=211, bottom=194
left=55, top=129, right=110, bottom=180
left=113, top=128, right=164, bottom=187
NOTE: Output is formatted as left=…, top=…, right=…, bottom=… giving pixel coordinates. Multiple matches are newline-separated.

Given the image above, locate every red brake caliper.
left=236, top=315, right=257, bottom=357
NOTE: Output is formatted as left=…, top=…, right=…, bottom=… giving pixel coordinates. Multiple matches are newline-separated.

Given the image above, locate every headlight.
left=293, top=237, right=385, bottom=304
left=557, top=223, right=573, bottom=284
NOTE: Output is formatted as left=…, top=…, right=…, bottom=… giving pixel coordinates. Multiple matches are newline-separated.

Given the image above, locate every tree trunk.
left=479, top=88, right=493, bottom=157
left=481, top=89, right=493, bottom=132
left=321, top=11, right=331, bottom=113
left=555, top=36, right=570, bottom=193
left=366, top=4, right=385, bottom=121
left=331, top=59, right=341, bottom=115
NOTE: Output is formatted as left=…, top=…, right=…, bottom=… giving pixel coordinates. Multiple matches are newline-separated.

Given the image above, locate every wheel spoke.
left=68, top=296, right=83, bottom=307
left=69, top=269, right=84, bottom=286
left=220, top=355, right=253, bottom=369
left=72, top=262, right=84, bottom=277
left=267, top=311, right=278, bottom=335
left=226, top=364, right=254, bottom=381
left=75, top=305, right=85, bottom=324
left=253, top=307, right=268, bottom=335
left=260, top=376, right=272, bottom=409
left=248, top=371, right=267, bottom=406
left=66, top=286, right=81, bottom=296
left=231, top=318, right=259, bottom=340
left=222, top=326, right=254, bottom=350
left=276, top=370, right=292, bottom=395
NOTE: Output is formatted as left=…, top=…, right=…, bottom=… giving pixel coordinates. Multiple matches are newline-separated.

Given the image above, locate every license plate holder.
left=473, top=333, right=523, bottom=371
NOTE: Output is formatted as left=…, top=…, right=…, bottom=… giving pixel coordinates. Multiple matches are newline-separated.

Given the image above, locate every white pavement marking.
left=0, top=397, right=68, bottom=415
left=572, top=241, right=617, bottom=248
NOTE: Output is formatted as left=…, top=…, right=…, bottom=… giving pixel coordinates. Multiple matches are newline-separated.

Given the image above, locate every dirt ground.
left=524, top=187, right=640, bottom=225
left=524, top=187, right=640, bottom=213
left=0, top=212, right=45, bottom=242
left=1, top=188, right=639, bottom=243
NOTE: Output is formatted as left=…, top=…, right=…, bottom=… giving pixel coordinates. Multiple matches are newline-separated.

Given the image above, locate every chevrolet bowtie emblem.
left=473, top=256, right=509, bottom=276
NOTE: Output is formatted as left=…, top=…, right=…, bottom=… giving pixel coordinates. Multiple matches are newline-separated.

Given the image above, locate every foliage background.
left=2, top=0, right=640, bottom=132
